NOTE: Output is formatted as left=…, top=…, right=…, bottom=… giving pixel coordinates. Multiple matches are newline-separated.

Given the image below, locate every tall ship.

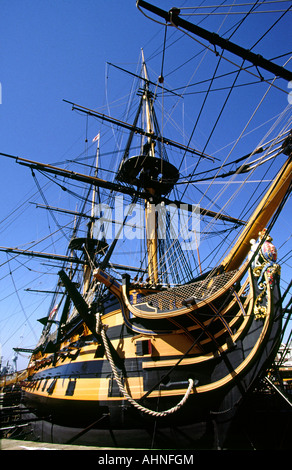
left=1, top=1, right=292, bottom=449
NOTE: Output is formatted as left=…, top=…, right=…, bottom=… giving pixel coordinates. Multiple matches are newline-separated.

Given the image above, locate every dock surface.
left=1, top=438, right=122, bottom=450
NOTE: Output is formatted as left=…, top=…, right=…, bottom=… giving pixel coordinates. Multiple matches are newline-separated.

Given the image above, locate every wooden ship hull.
left=20, top=254, right=282, bottom=448
left=21, top=139, right=292, bottom=448
left=2, top=3, right=292, bottom=450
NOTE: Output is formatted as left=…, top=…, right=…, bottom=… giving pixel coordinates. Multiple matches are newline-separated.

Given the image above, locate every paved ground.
left=1, top=438, right=119, bottom=450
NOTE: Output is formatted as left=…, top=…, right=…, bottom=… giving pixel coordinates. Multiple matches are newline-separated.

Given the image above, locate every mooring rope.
left=99, top=316, right=194, bottom=417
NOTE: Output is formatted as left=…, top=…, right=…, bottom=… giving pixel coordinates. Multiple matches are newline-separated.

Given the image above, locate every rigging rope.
left=6, top=256, right=38, bottom=342
left=32, top=170, right=70, bottom=242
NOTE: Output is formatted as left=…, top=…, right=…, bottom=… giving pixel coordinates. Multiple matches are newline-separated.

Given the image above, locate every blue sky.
left=0, top=0, right=182, bottom=370
left=1, top=1, right=292, bottom=370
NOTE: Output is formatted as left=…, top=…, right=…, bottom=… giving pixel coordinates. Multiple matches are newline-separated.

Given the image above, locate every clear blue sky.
left=1, top=1, right=291, bottom=371
left=0, top=0, right=167, bottom=370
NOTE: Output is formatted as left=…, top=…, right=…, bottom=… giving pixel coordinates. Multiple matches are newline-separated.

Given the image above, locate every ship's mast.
left=114, top=52, right=180, bottom=285
left=83, top=135, right=100, bottom=293
left=91, top=135, right=100, bottom=224
left=141, top=52, right=159, bottom=284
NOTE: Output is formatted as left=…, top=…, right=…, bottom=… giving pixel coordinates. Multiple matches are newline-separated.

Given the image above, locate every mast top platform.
left=116, top=154, right=179, bottom=196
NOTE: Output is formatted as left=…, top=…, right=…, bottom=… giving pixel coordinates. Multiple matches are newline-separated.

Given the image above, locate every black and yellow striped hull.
left=21, top=264, right=282, bottom=448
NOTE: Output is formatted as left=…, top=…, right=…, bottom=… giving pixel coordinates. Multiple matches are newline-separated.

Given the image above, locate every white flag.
left=48, top=304, right=58, bottom=320
left=92, top=132, right=100, bottom=143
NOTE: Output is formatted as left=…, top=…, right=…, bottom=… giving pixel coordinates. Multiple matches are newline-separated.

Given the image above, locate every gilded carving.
left=249, top=229, right=281, bottom=320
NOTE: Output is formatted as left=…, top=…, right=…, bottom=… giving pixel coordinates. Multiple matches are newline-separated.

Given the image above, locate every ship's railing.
left=133, top=269, right=239, bottom=310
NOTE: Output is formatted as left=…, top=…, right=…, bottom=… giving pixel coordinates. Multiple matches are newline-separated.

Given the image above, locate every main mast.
left=116, top=51, right=179, bottom=284
left=142, top=54, right=158, bottom=284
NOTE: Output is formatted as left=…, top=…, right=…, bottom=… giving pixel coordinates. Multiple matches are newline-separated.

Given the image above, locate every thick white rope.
left=100, top=322, right=194, bottom=417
